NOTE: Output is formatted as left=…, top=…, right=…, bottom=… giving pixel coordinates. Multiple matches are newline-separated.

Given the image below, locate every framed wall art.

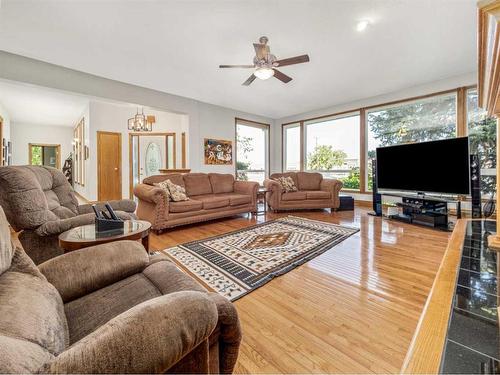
left=204, top=138, right=232, bottom=165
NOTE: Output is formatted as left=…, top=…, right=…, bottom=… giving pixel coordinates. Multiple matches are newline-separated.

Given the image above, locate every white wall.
left=85, top=100, right=188, bottom=201
left=0, top=51, right=276, bottom=201
left=10, top=122, right=73, bottom=166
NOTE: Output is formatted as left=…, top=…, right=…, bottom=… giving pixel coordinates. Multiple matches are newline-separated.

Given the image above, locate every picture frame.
left=204, top=138, right=233, bottom=165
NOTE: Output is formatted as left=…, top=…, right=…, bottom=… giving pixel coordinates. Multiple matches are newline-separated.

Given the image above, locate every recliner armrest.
left=35, top=213, right=96, bottom=236
left=78, top=199, right=137, bottom=215
left=40, top=291, right=218, bottom=374
left=39, top=240, right=149, bottom=302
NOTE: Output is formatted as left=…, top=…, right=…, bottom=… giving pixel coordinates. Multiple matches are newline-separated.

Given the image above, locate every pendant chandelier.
left=128, top=108, right=154, bottom=132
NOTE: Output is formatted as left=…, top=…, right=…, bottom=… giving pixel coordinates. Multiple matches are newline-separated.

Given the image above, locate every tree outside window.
left=367, top=93, right=457, bottom=190
left=467, top=89, right=496, bottom=196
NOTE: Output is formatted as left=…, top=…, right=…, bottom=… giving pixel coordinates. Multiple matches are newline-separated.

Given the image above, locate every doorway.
left=129, top=133, right=175, bottom=198
left=97, top=131, right=122, bottom=201
left=29, top=143, right=61, bottom=169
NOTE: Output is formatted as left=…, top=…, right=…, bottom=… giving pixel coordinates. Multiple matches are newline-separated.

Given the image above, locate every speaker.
left=371, top=158, right=383, bottom=216
left=470, top=154, right=482, bottom=218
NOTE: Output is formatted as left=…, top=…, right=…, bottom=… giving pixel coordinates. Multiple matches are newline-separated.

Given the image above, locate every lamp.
left=128, top=108, right=153, bottom=132
left=254, top=67, right=275, bottom=80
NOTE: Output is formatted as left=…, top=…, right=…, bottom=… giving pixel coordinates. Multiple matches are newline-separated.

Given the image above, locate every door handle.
left=114, top=168, right=118, bottom=171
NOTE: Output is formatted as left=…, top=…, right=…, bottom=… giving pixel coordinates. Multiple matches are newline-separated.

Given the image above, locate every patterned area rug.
left=163, top=216, right=359, bottom=301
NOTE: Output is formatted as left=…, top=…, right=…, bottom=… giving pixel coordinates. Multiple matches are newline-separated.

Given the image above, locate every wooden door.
left=97, top=131, right=122, bottom=201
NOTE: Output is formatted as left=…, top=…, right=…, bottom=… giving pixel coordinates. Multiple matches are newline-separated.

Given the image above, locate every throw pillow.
left=166, top=179, right=189, bottom=202
left=154, top=180, right=172, bottom=200
left=274, top=176, right=298, bottom=193
left=154, top=179, right=189, bottom=202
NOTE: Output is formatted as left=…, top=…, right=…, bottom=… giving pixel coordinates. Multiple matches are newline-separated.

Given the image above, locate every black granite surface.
left=441, top=220, right=500, bottom=374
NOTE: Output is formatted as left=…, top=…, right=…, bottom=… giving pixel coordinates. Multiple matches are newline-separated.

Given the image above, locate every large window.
left=283, top=123, right=301, bottom=171
left=236, top=119, right=270, bottom=185
left=467, top=88, right=496, bottom=197
left=305, top=113, right=360, bottom=190
left=281, top=87, right=494, bottom=196
left=366, top=93, right=457, bottom=190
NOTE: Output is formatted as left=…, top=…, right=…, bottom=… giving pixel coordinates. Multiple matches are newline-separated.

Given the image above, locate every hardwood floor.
left=149, top=205, right=450, bottom=373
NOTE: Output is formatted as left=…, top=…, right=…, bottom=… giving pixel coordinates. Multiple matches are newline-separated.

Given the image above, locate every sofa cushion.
left=0, top=166, right=60, bottom=231
left=281, top=191, right=307, bottom=201
left=169, top=200, right=203, bottom=213
left=297, top=172, right=323, bottom=190
left=0, top=248, right=69, bottom=356
left=184, top=174, right=213, bottom=196
left=306, top=191, right=331, bottom=200
left=64, top=273, right=162, bottom=344
left=218, top=193, right=252, bottom=206
left=192, top=195, right=230, bottom=210
left=209, top=173, right=234, bottom=194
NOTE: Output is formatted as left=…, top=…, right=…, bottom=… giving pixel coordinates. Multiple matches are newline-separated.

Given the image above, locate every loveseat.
left=0, top=166, right=137, bottom=264
left=0, top=205, right=241, bottom=373
left=134, top=173, right=258, bottom=232
left=264, top=171, right=343, bottom=212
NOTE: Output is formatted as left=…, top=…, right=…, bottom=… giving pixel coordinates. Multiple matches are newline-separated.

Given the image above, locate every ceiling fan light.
left=254, top=67, right=274, bottom=80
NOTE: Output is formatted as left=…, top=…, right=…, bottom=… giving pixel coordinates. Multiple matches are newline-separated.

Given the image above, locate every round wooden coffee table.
left=59, top=220, right=151, bottom=253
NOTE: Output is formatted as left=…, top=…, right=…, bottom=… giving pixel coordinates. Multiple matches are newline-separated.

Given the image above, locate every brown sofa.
left=134, top=173, right=259, bottom=232
left=0, top=205, right=241, bottom=374
left=0, top=165, right=137, bottom=264
left=264, top=172, right=343, bottom=212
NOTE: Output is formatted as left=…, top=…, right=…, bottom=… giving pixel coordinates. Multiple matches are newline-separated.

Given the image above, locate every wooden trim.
left=359, top=108, right=366, bottom=193
left=128, top=132, right=176, bottom=198
left=181, top=132, right=186, bottom=168
left=235, top=118, right=271, bottom=180
left=300, top=121, right=304, bottom=170
left=28, top=143, right=61, bottom=169
left=457, top=86, right=467, bottom=136
left=281, top=121, right=302, bottom=172
left=281, top=88, right=464, bottom=127
left=401, top=219, right=469, bottom=374
left=97, top=131, right=122, bottom=202
left=235, top=117, right=270, bottom=127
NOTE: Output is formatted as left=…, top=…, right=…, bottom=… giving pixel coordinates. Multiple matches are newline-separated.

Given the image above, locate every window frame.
left=281, top=86, right=475, bottom=194
left=282, top=122, right=302, bottom=172
left=302, top=111, right=361, bottom=191
left=234, top=117, right=271, bottom=184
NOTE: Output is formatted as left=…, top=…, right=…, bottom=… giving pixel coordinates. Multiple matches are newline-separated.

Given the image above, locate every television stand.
left=380, top=194, right=460, bottom=231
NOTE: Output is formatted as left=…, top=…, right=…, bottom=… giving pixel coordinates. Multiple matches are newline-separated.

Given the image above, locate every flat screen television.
left=376, top=137, right=470, bottom=195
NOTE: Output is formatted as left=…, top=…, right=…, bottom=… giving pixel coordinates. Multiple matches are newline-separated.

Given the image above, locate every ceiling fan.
left=219, top=36, right=310, bottom=86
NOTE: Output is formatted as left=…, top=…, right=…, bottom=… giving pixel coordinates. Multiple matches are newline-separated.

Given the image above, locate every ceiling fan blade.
left=242, top=74, right=257, bottom=86
left=253, top=43, right=267, bottom=60
left=219, top=64, right=255, bottom=68
left=275, top=54, right=310, bottom=67
left=273, top=69, right=293, bottom=83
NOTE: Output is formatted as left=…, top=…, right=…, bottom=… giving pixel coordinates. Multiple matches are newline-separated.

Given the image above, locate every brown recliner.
left=0, top=165, right=137, bottom=264
left=0, top=206, right=241, bottom=374
left=264, top=171, right=343, bottom=212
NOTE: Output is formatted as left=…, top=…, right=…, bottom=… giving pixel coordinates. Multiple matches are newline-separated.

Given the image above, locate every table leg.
left=142, top=233, right=150, bottom=253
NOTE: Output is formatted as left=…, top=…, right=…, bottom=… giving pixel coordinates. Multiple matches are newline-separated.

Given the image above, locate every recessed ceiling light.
left=356, top=20, right=370, bottom=32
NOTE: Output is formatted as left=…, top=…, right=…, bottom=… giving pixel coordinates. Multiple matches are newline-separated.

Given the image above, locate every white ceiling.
left=0, top=0, right=477, bottom=119
left=0, top=79, right=88, bottom=127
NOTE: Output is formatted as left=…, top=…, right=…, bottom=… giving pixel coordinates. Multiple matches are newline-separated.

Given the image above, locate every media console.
left=370, top=192, right=461, bottom=232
